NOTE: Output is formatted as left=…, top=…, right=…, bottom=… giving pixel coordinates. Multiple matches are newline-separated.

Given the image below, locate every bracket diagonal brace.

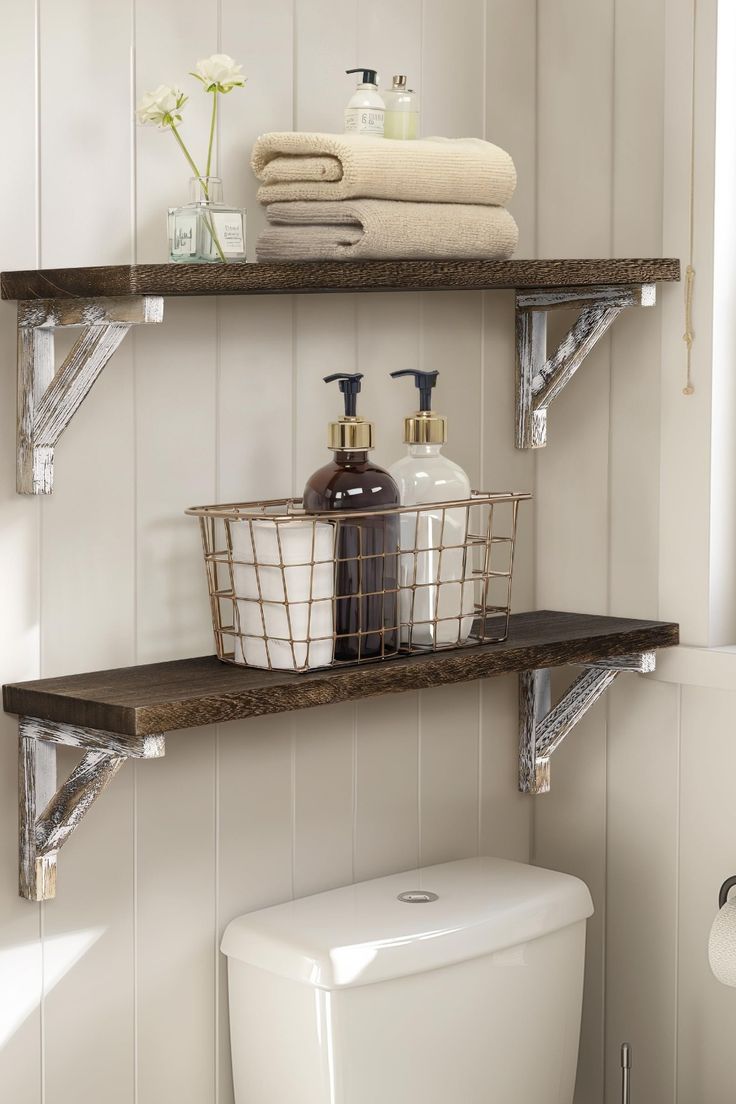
left=17, top=296, right=164, bottom=494
left=515, top=284, right=656, bottom=449
left=518, top=651, right=656, bottom=794
left=18, top=716, right=165, bottom=901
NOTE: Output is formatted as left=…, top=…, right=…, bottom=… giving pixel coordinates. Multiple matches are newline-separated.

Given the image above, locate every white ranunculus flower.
left=136, top=85, right=187, bottom=128
left=193, top=54, right=246, bottom=93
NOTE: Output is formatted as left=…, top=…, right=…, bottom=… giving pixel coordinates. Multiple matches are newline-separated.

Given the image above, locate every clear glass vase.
left=168, top=177, right=247, bottom=264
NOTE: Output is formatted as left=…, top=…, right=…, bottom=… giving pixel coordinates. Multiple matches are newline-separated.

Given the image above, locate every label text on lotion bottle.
left=344, top=108, right=384, bottom=135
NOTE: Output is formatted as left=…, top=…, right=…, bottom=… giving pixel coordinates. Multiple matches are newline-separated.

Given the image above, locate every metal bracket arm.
left=518, top=652, right=656, bottom=794
left=515, top=284, right=656, bottom=449
left=18, top=716, right=165, bottom=901
left=17, top=296, right=164, bottom=494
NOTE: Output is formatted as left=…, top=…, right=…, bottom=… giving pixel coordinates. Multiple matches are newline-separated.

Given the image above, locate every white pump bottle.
left=344, top=68, right=385, bottom=136
left=389, top=370, right=474, bottom=647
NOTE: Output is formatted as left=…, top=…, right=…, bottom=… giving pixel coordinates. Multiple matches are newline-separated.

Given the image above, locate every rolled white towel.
left=256, top=199, right=518, bottom=262
left=251, top=132, right=517, bottom=207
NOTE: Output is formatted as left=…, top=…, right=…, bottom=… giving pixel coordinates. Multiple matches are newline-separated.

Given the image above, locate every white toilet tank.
left=221, top=856, right=594, bottom=1104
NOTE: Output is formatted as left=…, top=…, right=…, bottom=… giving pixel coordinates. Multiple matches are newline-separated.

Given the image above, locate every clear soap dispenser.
left=383, top=75, right=419, bottom=139
left=389, top=369, right=474, bottom=647
left=303, top=372, right=400, bottom=662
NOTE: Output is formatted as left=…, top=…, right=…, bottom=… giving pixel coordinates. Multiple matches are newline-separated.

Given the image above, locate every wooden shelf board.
left=1, top=258, right=680, bottom=301
left=3, top=610, right=679, bottom=740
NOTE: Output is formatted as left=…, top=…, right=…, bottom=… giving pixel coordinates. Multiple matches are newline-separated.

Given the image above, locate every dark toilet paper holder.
left=718, top=876, right=736, bottom=908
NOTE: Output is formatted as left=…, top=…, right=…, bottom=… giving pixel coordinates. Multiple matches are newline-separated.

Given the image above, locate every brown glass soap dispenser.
left=303, top=372, right=400, bottom=663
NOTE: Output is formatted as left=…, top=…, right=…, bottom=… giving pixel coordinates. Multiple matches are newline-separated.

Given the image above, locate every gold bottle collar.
left=404, top=411, right=447, bottom=445
left=328, top=416, right=374, bottom=450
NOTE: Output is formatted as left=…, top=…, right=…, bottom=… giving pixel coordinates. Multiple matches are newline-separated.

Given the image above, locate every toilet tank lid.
left=221, top=857, right=593, bottom=990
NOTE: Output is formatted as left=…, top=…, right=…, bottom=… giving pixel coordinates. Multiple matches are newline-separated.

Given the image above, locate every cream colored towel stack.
left=250, top=132, right=518, bottom=262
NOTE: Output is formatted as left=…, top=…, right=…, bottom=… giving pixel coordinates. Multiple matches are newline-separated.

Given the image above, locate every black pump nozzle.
left=346, top=67, right=379, bottom=86
left=390, top=369, right=439, bottom=412
left=324, top=372, right=364, bottom=417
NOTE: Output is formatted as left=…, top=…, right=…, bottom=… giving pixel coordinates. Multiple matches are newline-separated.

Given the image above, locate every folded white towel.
left=251, top=132, right=516, bottom=207
left=255, top=199, right=518, bottom=262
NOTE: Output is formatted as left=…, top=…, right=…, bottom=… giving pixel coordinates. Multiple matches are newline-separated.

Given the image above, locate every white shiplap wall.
left=0, top=3, right=534, bottom=1104
left=1, top=1, right=733, bottom=1103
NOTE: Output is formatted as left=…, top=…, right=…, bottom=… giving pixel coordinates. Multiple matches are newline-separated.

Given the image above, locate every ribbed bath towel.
left=251, top=132, right=516, bottom=207
left=255, top=200, right=518, bottom=262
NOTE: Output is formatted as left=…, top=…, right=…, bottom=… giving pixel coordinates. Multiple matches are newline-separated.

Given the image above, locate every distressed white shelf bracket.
left=18, top=716, right=165, bottom=901
left=16, top=296, right=164, bottom=494
left=518, top=651, right=656, bottom=794
left=515, top=284, right=656, bottom=448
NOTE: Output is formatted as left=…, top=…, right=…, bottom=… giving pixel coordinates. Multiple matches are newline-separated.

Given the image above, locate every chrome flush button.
left=398, top=891, right=439, bottom=904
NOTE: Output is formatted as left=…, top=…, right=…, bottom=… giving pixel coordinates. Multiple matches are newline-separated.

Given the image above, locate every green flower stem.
left=169, top=123, right=227, bottom=263
left=205, top=90, right=218, bottom=180
left=169, top=123, right=204, bottom=186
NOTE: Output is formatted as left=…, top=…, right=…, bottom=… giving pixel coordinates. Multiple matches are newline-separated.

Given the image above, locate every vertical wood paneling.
left=678, top=685, right=736, bottom=1102
left=36, top=3, right=138, bottom=1102
left=39, top=0, right=133, bottom=268
left=40, top=356, right=136, bottom=677
left=133, top=302, right=218, bottom=1103
left=134, top=5, right=219, bottom=1101
left=535, top=0, right=614, bottom=612
left=534, top=4, right=614, bottom=1100
left=481, top=289, right=535, bottom=611
left=420, top=682, right=479, bottom=865
left=609, top=0, right=665, bottom=621
left=294, top=0, right=359, bottom=135
left=485, top=0, right=537, bottom=258
left=214, top=0, right=295, bottom=1057
left=220, top=0, right=294, bottom=261
left=214, top=302, right=299, bottom=1098
left=605, top=676, right=678, bottom=1104
left=354, top=693, right=420, bottom=882
left=216, top=718, right=293, bottom=1104
left=605, top=5, right=676, bottom=1104
left=533, top=693, right=608, bottom=1104
left=134, top=303, right=216, bottom=664
left=136, top=739, right=216, bottom=1104
left=289, top=0, right=364, bottom=901
left=44, top=761, right=135, bottom=1104
left=481, top=0, right=536, bottom=870
left=659, top=0, right=714, bottom=645
left=480, top=676, right=531, bottom=861
left=0, top=5, right=41, bottom=1101
left=422, top=0, right=485, bottom=138
left=217, top=296, right=294, bottom=503
left=1, top=6, right=717, bottom=1104
left=293, top=704, right=356, bottom=897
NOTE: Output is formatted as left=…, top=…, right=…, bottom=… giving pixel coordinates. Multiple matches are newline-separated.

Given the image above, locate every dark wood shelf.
left=1, top=258, right=680, bottom=301
left=3, top=611, right=679, bottom=742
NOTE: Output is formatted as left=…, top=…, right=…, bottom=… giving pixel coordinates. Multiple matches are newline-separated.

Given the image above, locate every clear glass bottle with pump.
left=383, top=75, right=419, bottom=139
left=389, top=369, right=474, bottom=647
left=168, top=176, right=246, bottom=264
left=303, top=372, right=400, bottom=662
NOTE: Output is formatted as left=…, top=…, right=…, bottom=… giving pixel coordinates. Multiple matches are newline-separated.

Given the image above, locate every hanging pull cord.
left=682, top=264, right=695, bottom=396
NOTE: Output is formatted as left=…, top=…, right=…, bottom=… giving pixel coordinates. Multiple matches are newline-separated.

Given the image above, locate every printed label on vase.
left=172, top=214, right=198, bottom=257
left=212, top=212, right=245, bottom=254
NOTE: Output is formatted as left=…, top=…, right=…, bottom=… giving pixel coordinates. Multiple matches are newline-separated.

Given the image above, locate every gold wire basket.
left=186, top=491, right=531, bottom=673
